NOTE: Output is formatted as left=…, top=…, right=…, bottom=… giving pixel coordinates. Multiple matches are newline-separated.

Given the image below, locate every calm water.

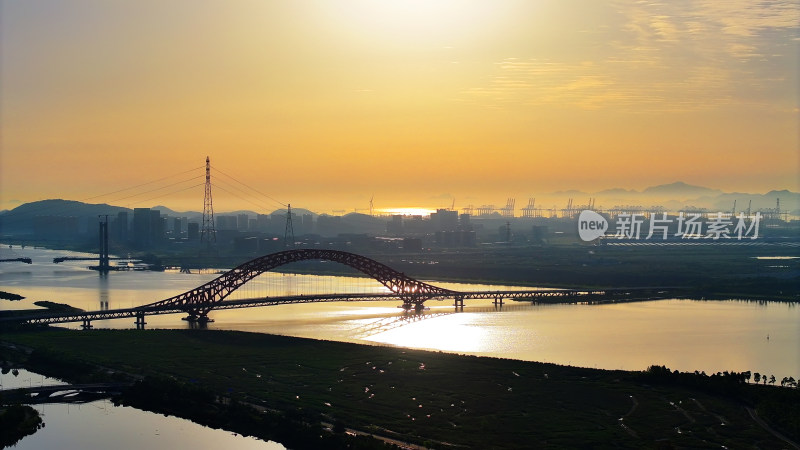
left=0, top=369, right=285, bottom=450
left=3, top=245, right=798, bottom=449
left=2, top=244, right=798, bottom=379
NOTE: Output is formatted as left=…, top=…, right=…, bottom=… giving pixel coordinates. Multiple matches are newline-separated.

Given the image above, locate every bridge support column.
left=198, top=314, right=214, bottom=324
left=493, top=295, right=504, bottom=307
left=135, top=313, right=147, bottom=330
left=81, top=318, right=93, bottom=330
left=183, top=314, right=214, bottom=324
left=453, top=295, right=464, bottom=311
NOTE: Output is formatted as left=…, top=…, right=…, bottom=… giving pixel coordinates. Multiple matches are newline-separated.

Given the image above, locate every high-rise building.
left=431, top=209, right=458, bottom=231
left=133, top=208, right=151, bottom=248
left=237, top=214, right=249, bottom=231
left=150, top=209, right=163, bottom=244
left=187, top=222, right=200, bottom=240
left=112, top=211, right=129, bottom=243
left=256, top=214, right=271, bottom=232
left=459, top=213, right=472, bottom=231
left=387, top=215, right=403, bottom=235
left=216, top=215, right=238, bottom=231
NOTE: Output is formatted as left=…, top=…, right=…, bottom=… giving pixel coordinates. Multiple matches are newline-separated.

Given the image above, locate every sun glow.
left=1, top=1, right=796, bottom=211
left=379, top=207, right=437, bottom=217
left=318, top=0, right=504, bottom=46
left=366, top=311, right=491, bottom=353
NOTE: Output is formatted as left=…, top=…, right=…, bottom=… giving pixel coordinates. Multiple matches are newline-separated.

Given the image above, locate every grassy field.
left=3, top=328, right=797, bottom=449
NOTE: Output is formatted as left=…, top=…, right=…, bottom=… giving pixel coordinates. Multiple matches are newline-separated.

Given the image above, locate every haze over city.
left=2, top=3, right=800, bottom=448
left=1, top=1, right=798, bottom=213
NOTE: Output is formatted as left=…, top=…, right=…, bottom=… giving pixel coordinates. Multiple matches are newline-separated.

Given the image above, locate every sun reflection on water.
left=365, top=311, right=492, bottom=353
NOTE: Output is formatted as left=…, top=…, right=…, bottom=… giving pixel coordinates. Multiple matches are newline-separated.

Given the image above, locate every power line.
left=112, top=175, right=203, bottom=206
left=212, top=164, right=287, bottom=208
left=126, top=183, right=205, bottom=208
left=0, top=165, right=204, bottom=221
left=211, top=182, right=277, bottom=214
left=211, top=176, right=275, bottom=209
left=82, top=165, right=204, bottom=203
left=0, top=165, right=205, bottom=230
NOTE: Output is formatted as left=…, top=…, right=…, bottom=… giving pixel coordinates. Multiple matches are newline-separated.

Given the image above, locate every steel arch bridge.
left=145, top=249, right=456, bottom=321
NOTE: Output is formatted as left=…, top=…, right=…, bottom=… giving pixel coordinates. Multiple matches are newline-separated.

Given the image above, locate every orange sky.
left=1, top=1, right=798, bottom=214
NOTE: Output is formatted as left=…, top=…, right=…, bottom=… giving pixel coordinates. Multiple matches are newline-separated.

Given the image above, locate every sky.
left=1, top=0, right=798, bottom=214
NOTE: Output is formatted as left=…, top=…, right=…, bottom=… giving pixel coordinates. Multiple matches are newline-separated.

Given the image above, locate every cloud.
left=464, top=1, right=798, bottom=113
left=464, top=58, right=733, bottom=112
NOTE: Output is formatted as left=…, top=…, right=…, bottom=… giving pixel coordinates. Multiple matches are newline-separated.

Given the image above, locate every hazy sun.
left=320, top=0, right=501, bottom=46
left=380, top=207, right=437, bottom=216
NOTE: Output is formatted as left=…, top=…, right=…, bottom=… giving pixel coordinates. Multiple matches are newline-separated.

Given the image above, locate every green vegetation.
left=3, top=328, right=798, bottom=449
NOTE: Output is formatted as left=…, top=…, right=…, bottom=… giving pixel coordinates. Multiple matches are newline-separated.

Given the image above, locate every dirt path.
left=746, top=407, right=800, bottom=450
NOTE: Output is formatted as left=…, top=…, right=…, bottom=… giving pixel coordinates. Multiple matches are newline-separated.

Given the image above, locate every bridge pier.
left=493, top=295, right=504, bottom=307
left=81, top=318, right=93, bottom=330
left=135, top=313, right=147, bottom=330
left=453, top=295, right=464, bottom=311
left=181, top=314, right=214, bottom=324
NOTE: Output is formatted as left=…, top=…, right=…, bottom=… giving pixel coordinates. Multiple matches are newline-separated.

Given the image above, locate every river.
left=1, top=245, right=798, bottom=448
left=2, top=245, right=797, bottom=377
left=0, top=369, right=285, bottom=450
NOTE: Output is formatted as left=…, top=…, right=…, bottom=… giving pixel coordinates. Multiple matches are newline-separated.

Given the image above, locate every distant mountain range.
left=558, top=181, right=722, bottom=199
left=0, top=182, right=797, bottom=233
left=550, top=182, right=797, bottom=213
left=0, top=199, right=356, bottom=234
left=149, top=204, right=319, bottom=219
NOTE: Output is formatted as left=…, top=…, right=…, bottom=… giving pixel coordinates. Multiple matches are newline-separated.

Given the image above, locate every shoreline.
left=2, top=328, right=798, bottom=448
left=3, top=241, right=797, bottom=303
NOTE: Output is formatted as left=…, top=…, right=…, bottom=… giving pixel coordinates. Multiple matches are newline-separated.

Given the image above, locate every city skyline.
left=2, top=1, right=798, bottom=214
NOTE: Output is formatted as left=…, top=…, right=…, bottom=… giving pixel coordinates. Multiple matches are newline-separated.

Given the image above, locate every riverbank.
left=3, top=242, right=798, bottom=302
left=2, top=328, right=798, bottom=449
left=0, top=404, right=43, bottom=448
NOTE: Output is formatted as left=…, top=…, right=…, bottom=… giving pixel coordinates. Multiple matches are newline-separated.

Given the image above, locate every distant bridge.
left=3, top=249, right=673, bottom=329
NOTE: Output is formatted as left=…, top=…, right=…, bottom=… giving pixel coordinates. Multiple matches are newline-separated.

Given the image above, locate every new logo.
left=578, top=210, right=608, bottom=242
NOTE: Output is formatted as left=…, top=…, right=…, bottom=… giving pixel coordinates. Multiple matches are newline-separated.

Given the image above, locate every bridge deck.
left=2, top=250, right=676, bottom=327
left=3, top=288, right=674, bottom=326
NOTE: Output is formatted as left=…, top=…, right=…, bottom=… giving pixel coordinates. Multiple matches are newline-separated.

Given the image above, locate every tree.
left=754, top=372, right=761, bottom=384
left=768, top=375, right=776, bottom=385
left=743, top=371, right=751, bottom=383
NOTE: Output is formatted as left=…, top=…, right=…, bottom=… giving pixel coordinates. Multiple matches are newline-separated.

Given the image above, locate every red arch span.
left=144, top=249, right=455, bottom=319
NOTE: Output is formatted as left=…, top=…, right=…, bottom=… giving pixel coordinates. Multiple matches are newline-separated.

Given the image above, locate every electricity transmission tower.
left=200, top=156, right=216, bottom=246
left=284, top=204, right=295, bottom=247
